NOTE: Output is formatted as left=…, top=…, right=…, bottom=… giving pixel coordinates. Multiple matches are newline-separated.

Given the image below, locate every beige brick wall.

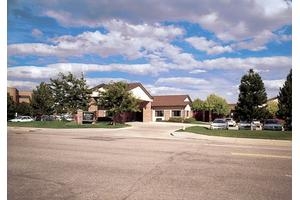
left=164, top=109, right=171, bottom=121
left=97, top=110, right=106, bottom=118
left=143, top=101, right=152, bottom=122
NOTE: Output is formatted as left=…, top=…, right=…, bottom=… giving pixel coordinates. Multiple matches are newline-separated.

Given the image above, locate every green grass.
left=7, top=121, right=129, bottom=129
left=177, top=126, right=292, bottom=140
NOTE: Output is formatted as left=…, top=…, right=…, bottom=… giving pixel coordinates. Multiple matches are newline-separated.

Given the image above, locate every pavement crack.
left=121, top=151, right=186, bottom=200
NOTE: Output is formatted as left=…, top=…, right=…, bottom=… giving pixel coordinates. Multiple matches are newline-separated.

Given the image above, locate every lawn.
left=7, top=121, right=129, bottom=129
left=178, top=126, right=292, bottom=140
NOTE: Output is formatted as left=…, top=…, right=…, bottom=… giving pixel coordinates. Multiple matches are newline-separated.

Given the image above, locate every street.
left=7, top=122, right=292, bottom=200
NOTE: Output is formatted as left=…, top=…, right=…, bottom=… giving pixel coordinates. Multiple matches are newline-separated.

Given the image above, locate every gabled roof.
left=127, top=82, right=153, bottom=100
left=90, top=82, right=153, bottom=100
left=152, top=95, right=192, bottom=107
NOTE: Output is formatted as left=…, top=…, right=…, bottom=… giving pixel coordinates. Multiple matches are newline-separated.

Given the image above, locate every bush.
left=183, top=117, right=196, bottom=123
left=168, top=117, right=184, bottom=123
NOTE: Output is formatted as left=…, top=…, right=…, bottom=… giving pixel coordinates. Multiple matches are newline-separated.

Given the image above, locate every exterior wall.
left=152, top=106, right=189, bottom=121
left=7, top=87, right=32, bottom=104
left=131, top=87, right=153, bottom=102
left=7, top=87, right=19, bottom=103
left=164, top=110, right=171, bottom=121
left=143, top=101, right=152, bottom=122
left=96, top=110, right=106, bottom=118
left=19, top=91, right=32, bottom=103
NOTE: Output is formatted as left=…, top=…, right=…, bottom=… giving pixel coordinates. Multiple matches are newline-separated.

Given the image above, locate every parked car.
left=238, top=121, right=252, bottom=130
left=210, top=118, right=227, bottom=130
left=9, top=116, right=34, bottom=122
left=225, top=118, right=236, bottom=127
left=251, top=120, right=262, bottom=130
left=263, top=119, right=284, bottom=131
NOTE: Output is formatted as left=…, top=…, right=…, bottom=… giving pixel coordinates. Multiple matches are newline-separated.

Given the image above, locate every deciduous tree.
left=50, top=72, right=91, bottom=114
left=97, top=81, right=140, bottom=125
left=31, top=82, right=55, bottom=116
left=205, top=94, right=230, bottom=121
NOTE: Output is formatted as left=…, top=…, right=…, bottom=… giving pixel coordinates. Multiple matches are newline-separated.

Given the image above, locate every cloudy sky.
left=7, top=0, right=292, bottom=103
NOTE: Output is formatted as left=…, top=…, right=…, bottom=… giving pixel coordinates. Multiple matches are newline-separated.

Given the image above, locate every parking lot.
left=8, top=122, right=291, bottom=200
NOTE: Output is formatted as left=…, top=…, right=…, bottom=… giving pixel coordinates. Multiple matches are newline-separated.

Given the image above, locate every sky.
left=7, top=0, right=292, bottom=103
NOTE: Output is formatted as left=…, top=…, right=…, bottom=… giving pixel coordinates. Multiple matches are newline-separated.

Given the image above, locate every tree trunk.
left=209, top=110, right=212, bottom=122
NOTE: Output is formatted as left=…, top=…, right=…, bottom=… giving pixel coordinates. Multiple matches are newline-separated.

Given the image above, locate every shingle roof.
left=152, top=95, right=192, bottom=107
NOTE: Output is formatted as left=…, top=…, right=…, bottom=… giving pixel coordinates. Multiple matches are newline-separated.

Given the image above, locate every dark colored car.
left=263, top=119, right=284, bottom=131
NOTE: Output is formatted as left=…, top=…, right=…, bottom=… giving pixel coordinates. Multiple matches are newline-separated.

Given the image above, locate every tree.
left=266, top=101, right=278, bottom=118
left=192, top=98, right=206, bottom=121
left=50, top=72, right=91, bottom=114
left=16, top=102, right=33, bottom=116
left=31, top=82, right=55, bottom=116
left=97, top=81, right=140, bottom=125
left=205, top=94, right=230, bottom=121
left=277, top=69, right=292, bottom=130
left=7, top=93, right=16, bottom=120
left=235, top=69, right=268, bottom=121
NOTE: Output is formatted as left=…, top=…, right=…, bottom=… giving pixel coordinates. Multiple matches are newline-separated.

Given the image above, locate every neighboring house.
left=88, top=82, right=193, bottom=122
left=7, top=87, right=32, bottom=104
left=152, top=95, right=193, bottom=121
left=88, top=82, right=153, bottom=122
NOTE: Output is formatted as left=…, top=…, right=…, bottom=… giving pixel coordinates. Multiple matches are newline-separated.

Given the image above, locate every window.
left=172, top=110, right=181, bottom=117
left=155, top=110, right=164, bottom=117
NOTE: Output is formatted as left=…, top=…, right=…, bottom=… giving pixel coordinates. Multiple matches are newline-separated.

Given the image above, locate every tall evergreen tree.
left=31, top=82, right=55, bottom=116
left=235, top=69, right=268, bottom=121
left=50, top=72, right=91, bottom=114
left=277, top=69, right=292, bottom=130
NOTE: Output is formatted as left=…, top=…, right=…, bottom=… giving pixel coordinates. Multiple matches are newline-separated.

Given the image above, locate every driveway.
left=7, top=122, right=291, bottom=200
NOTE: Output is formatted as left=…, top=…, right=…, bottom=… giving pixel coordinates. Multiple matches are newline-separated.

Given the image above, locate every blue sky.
left=7, top=0, right=292, bottom=103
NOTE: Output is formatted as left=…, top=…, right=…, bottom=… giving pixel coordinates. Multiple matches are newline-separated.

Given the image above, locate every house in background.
left=88, top=82, right=193, bottom=122
left=7, top=87, right=32, bottom=104
left=152, top=95, right=193, bottom=121
left=88, top=82, right=153, bottom=122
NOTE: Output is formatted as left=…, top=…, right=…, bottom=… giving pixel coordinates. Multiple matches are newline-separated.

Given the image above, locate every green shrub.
left=168, top=117, right=184, bottom=122
left=183, top=117, right=196, bottom=123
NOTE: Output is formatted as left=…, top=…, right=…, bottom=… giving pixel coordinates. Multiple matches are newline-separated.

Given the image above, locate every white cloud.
left=186, top=37, right=233, bottom=55
left=189, top=69, right=207, bottom=74
left=31, top=28, right=43, bottom=37
left=197, top=56, right=291, bottom=70
left=155, top=77, right=209, bottom=86
left=7, top=80, right=40, bottom=91
left=13, top=0, right=290, bottom=44
left=264, top=79, right=285, bottom=90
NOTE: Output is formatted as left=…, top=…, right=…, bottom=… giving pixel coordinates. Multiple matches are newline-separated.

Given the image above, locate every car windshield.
left=213, top=119, right=225, bottom=123
left=265, top=119, right=279, bottom=124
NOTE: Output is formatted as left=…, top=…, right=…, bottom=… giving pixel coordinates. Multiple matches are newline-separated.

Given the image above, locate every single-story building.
left=88, top=82, right=193, bottom=122
left=152, top=95, right=193, bottom=121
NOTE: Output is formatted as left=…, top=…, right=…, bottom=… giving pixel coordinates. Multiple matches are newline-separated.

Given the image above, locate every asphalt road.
left=7, top=122, right=292, bottom=200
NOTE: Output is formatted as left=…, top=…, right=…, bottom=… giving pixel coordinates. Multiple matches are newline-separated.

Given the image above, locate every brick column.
left=76, top=109, right=83, bottom=125
left=143, top=101, right=152, bottom=122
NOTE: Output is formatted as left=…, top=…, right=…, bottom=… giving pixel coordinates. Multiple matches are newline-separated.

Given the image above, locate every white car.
left=225, top=118, right=236, bottom=127
left=9, top=116, right=34, bottom=122
left=210, top=118, right=227, bottom=130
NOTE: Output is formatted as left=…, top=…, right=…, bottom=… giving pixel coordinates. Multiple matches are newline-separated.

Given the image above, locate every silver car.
left=210, top=118, right=227, bottom=130
left=263, top=119, right=284, bottom=131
